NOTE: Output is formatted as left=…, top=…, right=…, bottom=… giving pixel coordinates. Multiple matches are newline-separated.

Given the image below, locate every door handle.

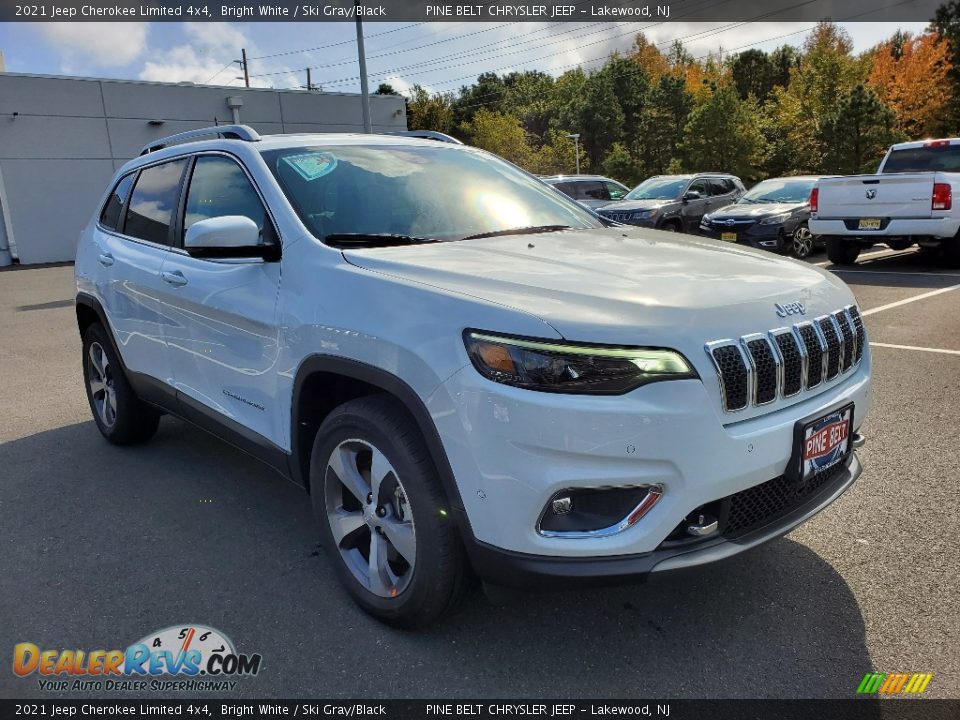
left=160, top=270, right=188, bottom=287
left=98, top=252, right=115, bottom=267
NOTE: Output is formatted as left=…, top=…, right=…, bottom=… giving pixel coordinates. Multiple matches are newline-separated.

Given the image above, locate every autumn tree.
left=820, top=84, right=902, bottom=174
left=791, top=22, right=862, bottom=119
left=930, top=0, right=960, bottom=132
left=868, top=32, right=953, bottom=138
left=468, top=109, right=536, bottom=167
left=631, top=32, right=670, bottom=82
left=406, top=85, right=455, bottom=134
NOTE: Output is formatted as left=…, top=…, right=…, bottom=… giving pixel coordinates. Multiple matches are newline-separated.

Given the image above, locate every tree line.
left=377, top=3, right=960, bottom=186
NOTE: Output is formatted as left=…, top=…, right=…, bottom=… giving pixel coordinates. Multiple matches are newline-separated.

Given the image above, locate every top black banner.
left=0, top=0, right=947, bottom=23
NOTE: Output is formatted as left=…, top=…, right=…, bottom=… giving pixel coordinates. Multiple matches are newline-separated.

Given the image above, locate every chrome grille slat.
left=707, top=306, right=865, bottom=412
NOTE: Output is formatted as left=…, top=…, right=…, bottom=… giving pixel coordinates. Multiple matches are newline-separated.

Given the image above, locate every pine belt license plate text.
left=858, top=218, right=882, bottom=230
left=800, top=404, right=853, bottom=481
left=721, top=232, right=737, bottom=242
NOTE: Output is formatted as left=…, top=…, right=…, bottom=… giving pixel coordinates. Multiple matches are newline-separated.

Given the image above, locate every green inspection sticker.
left=281, top=152, right=338, bottom=181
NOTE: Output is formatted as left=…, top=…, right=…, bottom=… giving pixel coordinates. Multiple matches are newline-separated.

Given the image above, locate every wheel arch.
left=290, top=356, right=467, bottom=517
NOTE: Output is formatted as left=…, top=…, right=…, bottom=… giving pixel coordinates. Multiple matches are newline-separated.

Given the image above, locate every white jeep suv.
left=75, top=125, right=871, bottom=627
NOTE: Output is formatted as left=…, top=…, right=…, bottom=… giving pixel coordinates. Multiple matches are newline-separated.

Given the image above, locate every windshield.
left=261, top=144, right=601, bottom=244
left=882, top=145, right=960, bottom=173
left=624, top=177, right=690, bottom=201
left=739, top=178, right=816, bottom=204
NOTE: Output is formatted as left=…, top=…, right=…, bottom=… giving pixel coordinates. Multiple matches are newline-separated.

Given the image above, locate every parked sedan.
left=699, top=176, right=823, bottom=258
left=597, top=174, right=744, bottom=233
left=541, top=175, right=630, bottom=209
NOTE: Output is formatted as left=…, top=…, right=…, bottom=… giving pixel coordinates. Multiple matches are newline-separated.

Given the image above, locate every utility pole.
left=567, top=133, right=581, bottom=174
left=306, top=67, right=312, bottom=91
left=355, top=3, right=372, bottom=133
left=240, top=48, right=250, bottom=88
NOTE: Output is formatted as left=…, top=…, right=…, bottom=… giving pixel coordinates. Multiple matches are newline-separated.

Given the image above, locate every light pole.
left=567, top=133, right=581, bottom=175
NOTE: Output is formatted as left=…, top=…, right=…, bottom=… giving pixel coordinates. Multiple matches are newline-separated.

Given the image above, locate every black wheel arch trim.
left=291, top=355, right=468, bottom=519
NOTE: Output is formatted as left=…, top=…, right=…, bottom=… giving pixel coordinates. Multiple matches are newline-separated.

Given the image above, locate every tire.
left=943, top=236, right=960, bottom=268
left=660, top=220, right=679, bottom=233
left=310, top=394, right=466, bottom=628
left=82, top=323, right=160, bottom=445
left=825, top=236, right=861, bottom=265
left=791, top=224, right=815, bottom=259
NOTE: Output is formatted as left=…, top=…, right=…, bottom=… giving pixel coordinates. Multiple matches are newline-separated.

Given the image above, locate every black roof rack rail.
left=385, top=130, right=463, bottom=145
left=140, top=124, right=261, bottom=155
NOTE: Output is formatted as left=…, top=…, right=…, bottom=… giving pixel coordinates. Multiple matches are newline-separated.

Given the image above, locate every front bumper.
left=464, top=452, right=861, bottom=587
left=428, top=358, right=871, bottom=562
left=699, top=222, right=790, bottom=252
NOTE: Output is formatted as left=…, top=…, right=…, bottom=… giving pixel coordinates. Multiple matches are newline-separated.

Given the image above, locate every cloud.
left=137, top=23, right=271, bottom=87
left=35, top=22, right=148, bottom=68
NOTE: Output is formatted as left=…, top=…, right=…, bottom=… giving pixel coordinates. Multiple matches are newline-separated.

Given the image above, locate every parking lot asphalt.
left=0, top=248, right=957, bottom=700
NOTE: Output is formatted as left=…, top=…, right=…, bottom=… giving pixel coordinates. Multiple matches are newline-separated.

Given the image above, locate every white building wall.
left=0, top=73, right=407, bottom=264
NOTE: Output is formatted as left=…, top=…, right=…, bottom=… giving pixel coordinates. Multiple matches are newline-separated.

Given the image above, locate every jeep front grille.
left=706, top=306, right=865, bottom=413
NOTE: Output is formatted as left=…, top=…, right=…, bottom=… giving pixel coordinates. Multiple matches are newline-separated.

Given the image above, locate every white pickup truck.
left=809, top=138, right=960, bottom=267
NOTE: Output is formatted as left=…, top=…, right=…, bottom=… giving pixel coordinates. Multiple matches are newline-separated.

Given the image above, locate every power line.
left=310, top=0, right=746, bottom=88
left=248, top=22, right=430, bottom=60
left=203, top=60, right=236, bottom=85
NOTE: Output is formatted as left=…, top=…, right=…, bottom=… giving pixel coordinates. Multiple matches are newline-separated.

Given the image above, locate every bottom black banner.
left=2, top=700, right=958, bottom=720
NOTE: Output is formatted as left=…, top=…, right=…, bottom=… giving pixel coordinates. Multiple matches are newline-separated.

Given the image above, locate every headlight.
left=463, top=331, right=696, bottom=394
left=700, top=214, right=712, bottom=225
left=633, top=209, right=657, bottom=219
left=760, top=212, right=791, bottom=225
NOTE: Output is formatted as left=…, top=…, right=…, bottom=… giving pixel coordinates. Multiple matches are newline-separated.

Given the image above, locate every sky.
left=0, top=21, right=929, bottom=96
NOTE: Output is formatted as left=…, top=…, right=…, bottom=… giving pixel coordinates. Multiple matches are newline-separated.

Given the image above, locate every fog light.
left=538, top=485, right=663, bottom=538
left=551, top=496, right=572, bottom=515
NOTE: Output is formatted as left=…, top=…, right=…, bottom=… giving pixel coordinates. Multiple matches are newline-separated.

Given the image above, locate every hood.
left=599, top=198, right=673, bottom=212
left=709, top=201, right=806, bottom=219
left=342, top=227, right=851, bottom=346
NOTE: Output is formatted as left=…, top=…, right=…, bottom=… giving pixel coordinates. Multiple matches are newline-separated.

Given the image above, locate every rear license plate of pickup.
left=858, top=218, right=882, bottom=230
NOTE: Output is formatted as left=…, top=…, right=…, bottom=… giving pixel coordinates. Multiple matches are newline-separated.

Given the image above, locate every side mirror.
left=184, top=216, right=279, bottom=260
left=682, top=191, right=701, bottom=202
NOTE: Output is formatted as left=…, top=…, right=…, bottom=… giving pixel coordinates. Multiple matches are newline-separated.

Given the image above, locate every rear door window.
left=122, top=159, right=189, bottom=246
left=99, top=174, right=135, bottom=231
left=580, top=181, right=610, bottom=201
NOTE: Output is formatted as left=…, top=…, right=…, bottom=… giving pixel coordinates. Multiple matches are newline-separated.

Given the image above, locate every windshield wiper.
left=324, top=233, right=439, bottom=248
left=460, top=225, right=573, bottom=241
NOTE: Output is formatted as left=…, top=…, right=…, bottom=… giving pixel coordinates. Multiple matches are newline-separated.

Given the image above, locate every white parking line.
left=870, top=342, right=960, bottom=356
left=861, top=283, right=960, bottom=316
left=831, top=270, right=960, bottom=278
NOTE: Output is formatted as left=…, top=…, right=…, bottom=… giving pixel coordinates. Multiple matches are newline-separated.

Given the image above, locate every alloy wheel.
left=793, top=226, right=814, bottom=258
left=87, top=342, right=117, bottom=428
left=324, top=439, right=416, bottom=598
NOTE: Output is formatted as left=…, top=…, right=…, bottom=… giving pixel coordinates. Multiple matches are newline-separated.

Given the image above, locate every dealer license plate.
left=799, top=404, right=853, bottom=481
left=721, top=232, right=737, bottom=242
left=858, top=218, right=882, bottom=230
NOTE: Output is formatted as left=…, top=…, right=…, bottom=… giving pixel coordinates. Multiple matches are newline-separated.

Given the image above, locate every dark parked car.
left=698, top=175, right=823, bottom=258
left=597, top=174, right=744, bottom=233
left=541, top=174, right=630, bottom=209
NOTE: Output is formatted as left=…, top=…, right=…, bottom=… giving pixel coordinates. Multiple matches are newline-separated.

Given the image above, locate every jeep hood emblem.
left=775, top=302, right=806, bottom=317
